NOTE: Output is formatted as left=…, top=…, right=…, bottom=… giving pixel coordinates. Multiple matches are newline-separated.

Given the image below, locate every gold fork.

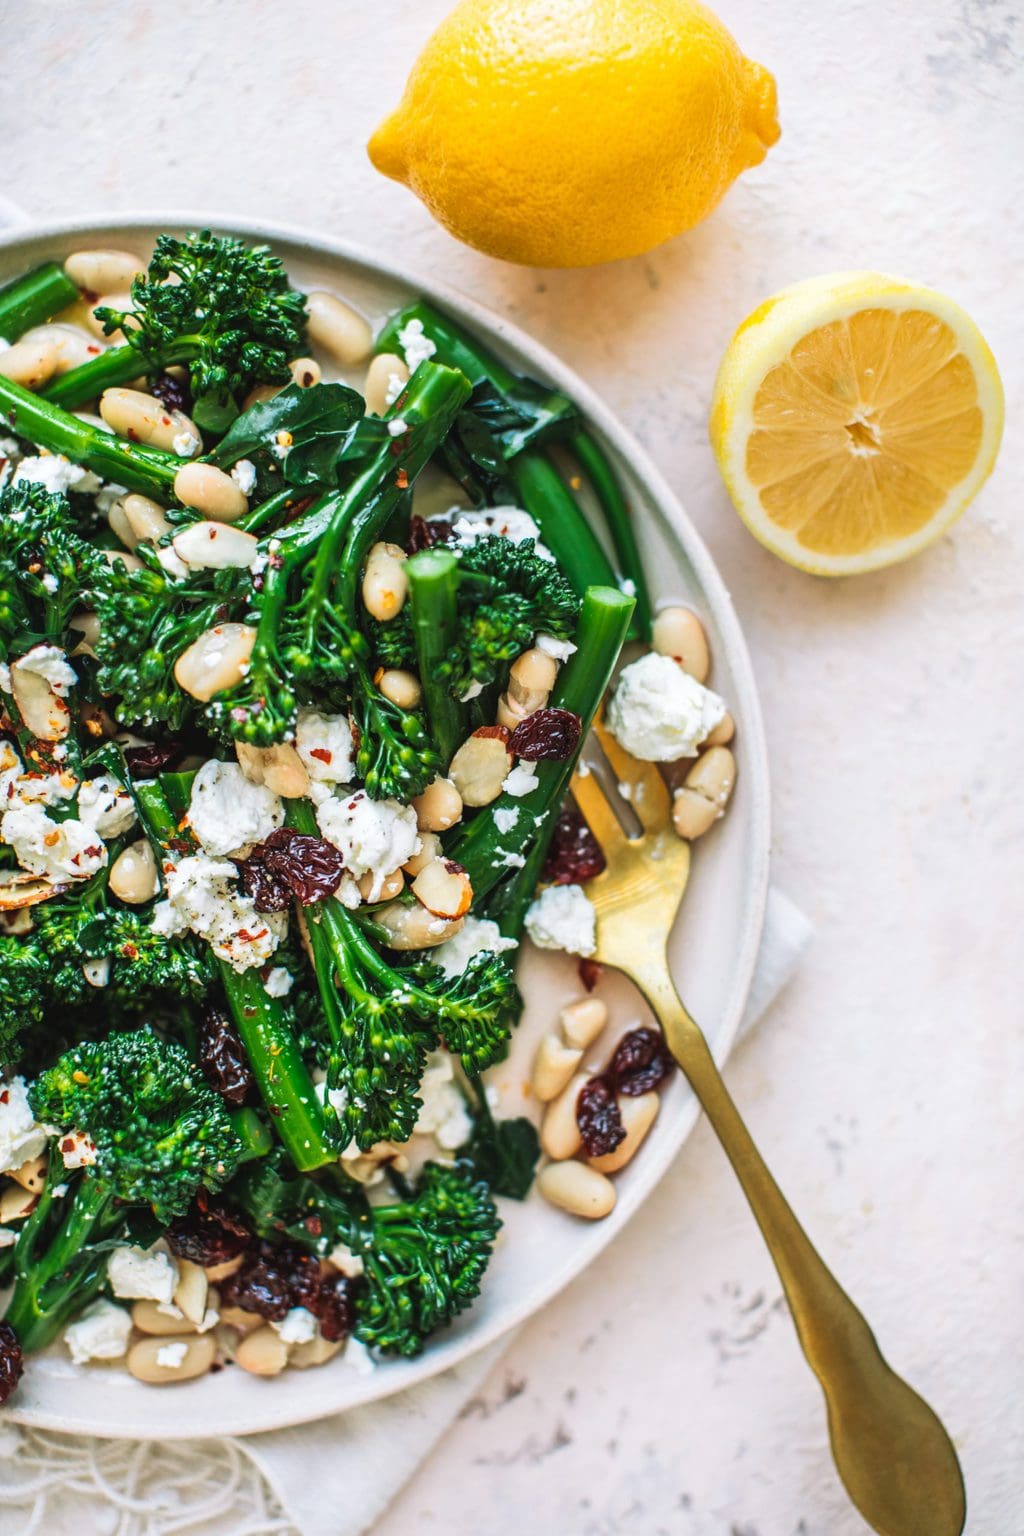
left=571, top=716, right=966, bottom=1536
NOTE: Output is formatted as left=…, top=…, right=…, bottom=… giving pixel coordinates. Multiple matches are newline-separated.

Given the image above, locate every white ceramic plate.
left=0, top=215, right=770, bottom=1437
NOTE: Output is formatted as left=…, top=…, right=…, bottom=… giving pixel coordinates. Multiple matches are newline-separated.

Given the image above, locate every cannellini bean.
left=372, top=900, right=463, bottom=951
left=21, top=322, right=102, bottom=374
left=235, top=741, right=309, bottom=799
left=108, top=839, right=160, bottom=904
left=289, top=1334, right=343, bottom=1370
left=10, top=658, right=71, bottom=741
left=559, top=996, right=608, bottom=1050
left=374, top=668, right=422, bottom=710
left=508, top=648, right=558, bottom=712
left=102, top=547, right=143, bottom=572
left=127, top=1332, right=216, bottom=1384
left=289, top=355, right=322, bottom=388
left=100, top=388, right=201, bottom=453
left=132, top=1300, right=196, bottom=1337
left=652, top=606, right=710, bottom=683
left=410, top=858, right=473, bottom=919
left=497, top=694, right=530, bottom=732
left=0, top=337, right=60, bottom=390
left=686, top=746, right=736, bottom=809
left=173, top=519, right=259, bottom=570
left=588, top=1092, right=660, bottom=1173
left=173, top=1259, right=209, bottom=1327
left=364, top=352, right=408, bottom=416
left=219, top=1303, right=264, bottom=1333
left=538, top=1160, right=617, bottom=1219
left=243, top=383, right=282, bottom=409
left=411, top=775, right=463, bottom=832
left=69, top=611, right=101, bottom=658
left=123, top=493, right=173, bottom=545
left=9, top=1153, right=47, bottom=1193
left=64, top=248, right=145, bottom=293
left=0, top=1184, right=37, bottom=1223
left=531, top=1033, right=584, bottom=1102
left=448, top=728, right=513, bottom=807
left=705, top=711, right=735, bottom=747
left=361, top=541, right=408, bottom=622
left=235, top=1325, right=289, bottom=1377
left=402, top=832, right=442, bottom=876
left=540, top=1071, right=589, bottom=1160
left=357, top=867, right=405, bottom=902
left=174, top=622, right=257, bottom=702
left=305, top=291, right=373, bottom=365
left=204, top=1254, right=244, bottom=1285
left=106, top=497, right=138, bottom=552
left=173, top=462, right=248, bottom=522
left=671, top=788, right=719, bottom=841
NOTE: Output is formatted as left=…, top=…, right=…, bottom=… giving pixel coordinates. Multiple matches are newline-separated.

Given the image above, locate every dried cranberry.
left=542, top=806, right=606, bottom=886
left=578, top=957, right=602, bottom=991
left=221, top=1241, right=294, bottom=1321
left=609, top=1027, right=675, bottom=1097
left=0, top=1322, right=23, bottom=1405
left=508, top=708, right=582, bottom=762
left=122, top=739, right=186, bottom=779
left=406, top=515, right=455, bottom=553
left=165, top=1199, right=251, bottom=1266
left=315, top=1274, right=357, bottom=1342
left=236, top=827, right=347, bottom=911
left=198, top=1003, right=255, bottom=1106
left=149, top=371, right=191, bottom=414
left=576, top=1075, right=626, bottom=1158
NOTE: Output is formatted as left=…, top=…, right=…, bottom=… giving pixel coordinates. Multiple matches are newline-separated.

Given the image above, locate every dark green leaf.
left=209, top=381, right=378, bottom=486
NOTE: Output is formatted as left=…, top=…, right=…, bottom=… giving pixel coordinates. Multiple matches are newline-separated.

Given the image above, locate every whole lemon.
left=368, top=0, right=779, bottom=267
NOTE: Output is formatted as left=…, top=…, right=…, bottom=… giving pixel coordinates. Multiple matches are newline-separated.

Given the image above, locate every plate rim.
left=0, top=211, right=771, bottom=1437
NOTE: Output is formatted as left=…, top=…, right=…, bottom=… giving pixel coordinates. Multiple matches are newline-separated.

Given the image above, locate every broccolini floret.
left=0, top=480, right=106, bottom=659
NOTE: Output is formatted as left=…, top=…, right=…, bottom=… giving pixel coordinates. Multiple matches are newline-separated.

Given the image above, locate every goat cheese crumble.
left=295, top=709, right=357, bottom=784
left=607, top=653, right=726, bottom=762
left=396, top=317, right=436, bottom=371
left=151, top=854, right=287, bottom=972
left=525, top=883, right=597, bottom=957
left=155, top=1341, right=190, bottom=1369
left=263, top=966, right=294, bottom=998
left=64, top=1299, right=133, bottom=1365
left=273, top=1307, right=318, bottom=1345
left=0, top=802, right=107, bottom=882
left=316, top=790, right=420, bottom=899
left=13, top=454, right=92, bottom=496
left=502, top=763, right=539, bottom=798
left=414, top=1052, right=473, bottom=1150
left=77, top=774, right=137, bottom=838
left=444, top=506, right=555, bottom=561
left=536, top=633, right=577, bottom=662
left=187, top=759, right=284, bottom=857
left=14, top=643, right=77, bottom=696
left=431, top=916, right=518, bottom=979
left=0, top=1076, right=51, bottom=1173
left=107, top=1244, right=179, bottom=1304
left=230, top=458, right=258, bottom=494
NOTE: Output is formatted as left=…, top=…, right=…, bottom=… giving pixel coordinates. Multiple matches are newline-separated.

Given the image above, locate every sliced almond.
left=410, top=857, right=473, bottom=919
left=235, top=741, right=309, bottom=799
left=0, top=870, right=68, bottom=911
left=10, top=659, right=72, bottom=741
left=173, top=521, right=259, bottom=570
left=9, top=1154, right=48, bottom=1193
left=373, top=900, right=463, bottom=951
left=173, top=1258, right=209, bottom=1327
left=174, top=623, right=257, bottom=702
left=448, top=727, right=513, bottom=807
left=0, top=1184, right=38, bottom=1223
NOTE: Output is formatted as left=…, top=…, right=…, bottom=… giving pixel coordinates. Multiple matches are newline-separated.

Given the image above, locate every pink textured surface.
left=2, top=0, right=1021, bottom=1531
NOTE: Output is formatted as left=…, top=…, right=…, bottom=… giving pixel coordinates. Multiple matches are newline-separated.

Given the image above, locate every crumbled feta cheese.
left=273, top=1307, right=318, bottom=1345
left=383, top=372, right=406, bottom=407
left=386, top=417, right=408, bottom=437
left=525, top=883, right=597, bottom=957
left=431, top=916, right=518, bottom=979
left=0, top=1077, right=51, bottom=1173
left=230, top=458, right=258, bottom=495
left=187, top=760, right=284, bottom=857
left=152, top=854, right=286, bottom=972
left=493, top=807, right=519, bottom=835
left=414, top=1052, right=473, bottom=1150
left=446, top=506, right=554, bottom=561
left=0, top=1228, right=17, bottom=1249
left=14, top=454, right=91, bottom=495
left=502, top=763, right=539, bottom=798
left=396, top=317, right=436, bottom=371
left=7, top=769, right=78, bottom=809
left=498, top=849, right=526, bottom=868
left=343, top=1336, right=377, bottom=1375
left=172, top=430, right=201, bottom=458
left=263, top=966, right=294, bottom=998
left=93, top=481, right=127, bottom=516
left=316, top=790, right=420, bottom=899
left=77, top=773, right=136, bottom=838
left=0, top=803, right=107, bottom=882
left=607, top=653, right=726, bottom=762
left=155, top=1341, right=189, bottom=1369
left=82, top=957, right=111, bottom=988
left=59, top=1129, right=96, bottom=1169
left=64, top=1299, right=132, bottom=1365
left=620, top=578, right=637, bottom=597
left=536, top=634, right=577, bottom=662
left=14, top=643, right=77, bottom=696
left=295, top=709, right=357, bottom=784
left=327, top=1242, right=365, bottom=1279
left=107, top=1244, right=179, bottom=1303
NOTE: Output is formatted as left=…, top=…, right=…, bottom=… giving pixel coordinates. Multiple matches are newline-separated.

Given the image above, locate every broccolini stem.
left=5, top=1168, right=120, bottom=1352
left=569, top=430, right=652, bottom=642
left=508, top=452, right=621, bottom=605
left=406, top=547, right=465, bottom=765
left=136, top=775, right=336, bottom=1173
left=452, top=584, right=635, bottom=909
left=0, top=262, right=80, bottom=343
left=42, top=338, right=198, bottom=410
left=0, top=373, right=180, bottom=499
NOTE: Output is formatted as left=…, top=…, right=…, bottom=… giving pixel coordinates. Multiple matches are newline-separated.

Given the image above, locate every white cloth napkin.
left=0, top=888, right=811, bottom=1536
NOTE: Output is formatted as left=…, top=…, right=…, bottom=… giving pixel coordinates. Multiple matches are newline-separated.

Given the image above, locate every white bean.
left=411, top=776, right=463, bottom=832
left=123, top=493, right=173, bottom=545
left=410, top=858, right=473, bottom=919
left=508, top=648, right=558, bottom=711
left=235, top=741, right=309, bottom=799
left=375, top=667, right=422, bottom=710
left=132, top=1300, right=197, bottom=1337
left=0, top=337, right=60, bottom=390
left=306, top=291, right=373, bottom=365
left=69, top=611, right=101, bottom=658
left=21, top=322, right=102, bottom=374
left=99, top=388, right=201, bottom=453
left=235, top=1325, right=289, bottom=1377
left=540, top=1071, right=588, bottom=1160
left=588, top=1092, right=660, bottom=1173
left=559, top=996, right=608, bottom=1050
left=531, top=1033, right=584, bottom=1102
left=173, top=520, right=259, bottom=570
left=538, top=1160, right=616, bottom=1219
left=652, top=606, right=710, bottom=683
left=361, top=541, right=408, bottom=622
left=127, top=1332, right=216, bottom=1384
left=10, top=658, right=70, bottom=741
left=219, top=1303, right=264, bottom=1334
left=402, top=832, right=442, bottom=876
left=173, top=1259, right=209, bottom=1327
left=64, top=248, right=145, bottom=294
left=174, top=622, right=257, bottom=702
left=364, top=352, right=408, bottom=416
left=204, top=1254, right=244, bottom=1285
left=372, top=900, right=463, bottom=951
left=448, top=729, right=513, bottom=807
left=704, top=711, right=735, bottom=747
left=108, top=840, right=160, bottom=904
left=685, top=746, right=736, bottom=808
left=671, top=788, right=718, bottom=840
left=357, top=867, right=405, bottom=902
left=107, top=497, right=139, bottom=552
left=289, top=1334, right=343, bottom=1370
left=288, top=355, right=322, bottom=388
left=173, top=463, right=248, bottom=522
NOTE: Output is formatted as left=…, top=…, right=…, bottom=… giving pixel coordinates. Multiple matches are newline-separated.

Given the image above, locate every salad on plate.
left=0, top=231, right=735, bottom=1399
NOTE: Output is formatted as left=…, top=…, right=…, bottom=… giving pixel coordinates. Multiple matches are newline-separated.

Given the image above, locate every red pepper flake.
left=309, top=747, right=332, bottom=764
left=304, top=1215, right=323, bottom=1237
left=60, top=1136, right=75, bottom=1153
left=395, top=468, right=409, bottom=489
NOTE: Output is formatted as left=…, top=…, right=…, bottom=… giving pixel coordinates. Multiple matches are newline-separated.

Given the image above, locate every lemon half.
left=710, top=273, right=1004, bottom=575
